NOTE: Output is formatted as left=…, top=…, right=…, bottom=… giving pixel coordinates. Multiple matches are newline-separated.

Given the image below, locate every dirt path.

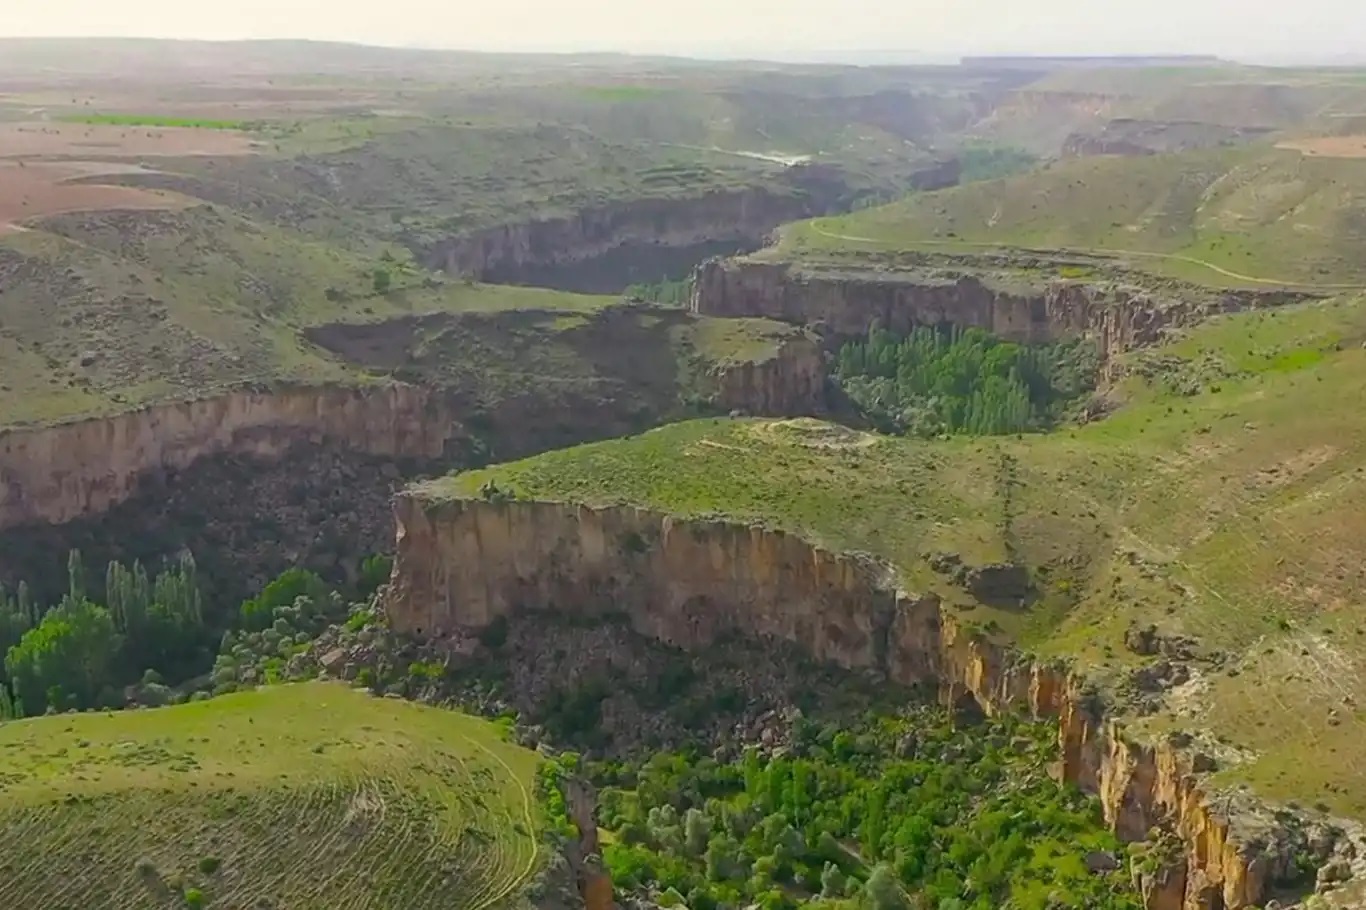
left=664, top=143, right=811, bottom=167
left=806, top=223, right=1366, bottom=292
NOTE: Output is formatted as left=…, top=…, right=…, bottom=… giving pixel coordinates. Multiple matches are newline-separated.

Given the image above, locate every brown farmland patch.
left=0, top=161, right=192, bottom=232
left=0, top=121, right=257, bottom=158
left=1276, top=135, right=1366, bottom=158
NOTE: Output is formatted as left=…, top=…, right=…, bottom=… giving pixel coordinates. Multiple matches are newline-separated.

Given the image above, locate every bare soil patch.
left=0, top=161, right=192, bottom=233
left=0, top=121, right=257, bottom=158
left=1277, top=136, right=1366, bottom=158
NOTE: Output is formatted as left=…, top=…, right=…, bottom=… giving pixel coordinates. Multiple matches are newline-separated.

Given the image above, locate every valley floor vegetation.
left=588, top=709, right=1139, bottom=910
left=833, top=325, right=1098, bottom=436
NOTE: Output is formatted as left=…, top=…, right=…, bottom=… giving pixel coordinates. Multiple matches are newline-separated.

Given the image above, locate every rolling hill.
left=0, top=682, right=544, bottom=910
left=774, top=145, right=1366, bottom=287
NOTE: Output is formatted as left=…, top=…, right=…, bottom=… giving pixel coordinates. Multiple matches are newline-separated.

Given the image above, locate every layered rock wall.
left=690, top=259, right=1311, bottom=367
left=0, top=384, right=461, bottom=532
left=0, top=335, right=827, bottom=537
left=424, top=188, right=819, bottom=281
left=385, top=498, right=1290, bottom=910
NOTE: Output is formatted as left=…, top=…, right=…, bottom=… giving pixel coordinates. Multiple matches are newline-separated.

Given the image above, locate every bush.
left=183, top=886, right=206, bottom=909
left=197, top=856, right=221, bottom=875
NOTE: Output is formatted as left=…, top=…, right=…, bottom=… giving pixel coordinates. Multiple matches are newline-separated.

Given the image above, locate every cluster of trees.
left=0, top=552, right=209, bottom=717
left=592, top=710, right=1141, bottom=910
left=625, top=276, right=693, bottom=306
left=834, top=325, right=1097, bottom=437
left=0, top=550, right=392, bottom=719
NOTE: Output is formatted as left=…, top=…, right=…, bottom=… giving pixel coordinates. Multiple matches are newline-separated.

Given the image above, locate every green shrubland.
left=593, top=709, right=1139, bottom=910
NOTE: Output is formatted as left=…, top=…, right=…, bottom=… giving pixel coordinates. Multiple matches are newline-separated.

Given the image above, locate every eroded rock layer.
left=0, top=385, right=460, bottom=532
left=0, top=329, right=826, bottom=538
left=423, top=188, right=819, bottom=286
left=690, top=258, right=1313, bottom=366
left=385, top=497, right=1302, bottom=910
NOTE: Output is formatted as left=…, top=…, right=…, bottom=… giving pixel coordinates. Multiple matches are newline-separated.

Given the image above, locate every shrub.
left=183, top=886, right=206, bottom=909
left=197, top=856, right=221, bottom=875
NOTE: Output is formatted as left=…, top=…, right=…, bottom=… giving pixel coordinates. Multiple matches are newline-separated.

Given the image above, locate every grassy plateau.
left=772, top=146, right=1366, bottom=288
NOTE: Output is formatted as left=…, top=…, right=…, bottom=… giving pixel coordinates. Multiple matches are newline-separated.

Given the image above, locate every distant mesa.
left=960, top=54, right=1224, bottom=70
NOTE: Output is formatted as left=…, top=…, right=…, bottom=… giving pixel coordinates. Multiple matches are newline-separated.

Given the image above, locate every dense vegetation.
left=626, top=276, right=694, bottom=305
left=834, top=326, right=1097, bottom=436
left=0, top=550, right=389, bottom=717
left=592, top=709, right=1139, bottom=910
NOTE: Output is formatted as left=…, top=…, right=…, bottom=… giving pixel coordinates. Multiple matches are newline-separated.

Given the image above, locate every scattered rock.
left=1317, top=858, right=1351, bottom=892
left=1084, top=850, right=1120, bottom=874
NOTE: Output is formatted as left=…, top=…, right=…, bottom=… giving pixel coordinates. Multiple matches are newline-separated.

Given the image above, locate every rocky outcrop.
left=707, top=334, right=828, bottom=417
left=422, top=187, right=822, bottom=283
left=690, top=258, right=1313, bottom=368
left=0, top=384, right=461, bottom=532
left=384, top=498, right=1316, bottom=910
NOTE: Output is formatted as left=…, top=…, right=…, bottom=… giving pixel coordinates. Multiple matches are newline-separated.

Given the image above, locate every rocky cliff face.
left=422, top=188, right=824, bottom=285
left=385, top=498, right=1311, bottom=910
left=0, top=333, right=825, bottom=540
left=0, top=384, right=460, bottom=532
left=707, top=335, right=828, bottom=417
left=691, top=259, right=1313, bottom=369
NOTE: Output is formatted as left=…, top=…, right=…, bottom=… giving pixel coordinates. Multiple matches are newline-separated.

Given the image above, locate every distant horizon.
left=3, top=0, right=1365, bottom=67
left=0, top=35, right=1361, bottom=69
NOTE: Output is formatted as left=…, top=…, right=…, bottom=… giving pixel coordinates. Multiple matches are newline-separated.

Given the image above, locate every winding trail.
left=805, top=223, right=1366, bottom=292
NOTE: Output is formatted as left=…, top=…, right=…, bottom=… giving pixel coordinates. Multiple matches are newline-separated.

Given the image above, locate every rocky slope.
left=691, top=258, right=1313, bottom=368
left=384, top=497, right=1337, bottom=910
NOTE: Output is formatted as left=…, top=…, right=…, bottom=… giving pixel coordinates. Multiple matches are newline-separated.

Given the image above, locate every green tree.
left=685, top=808, right=711, bottom=857
left=820, top=861, right=846, bottom=898
left=5, top=596, right=119, bottom=711
left=240, top=568, right=328, bottom=631
left=864, top=864, right=906, bottom=910
left=372, top=267, right=392, bottom=294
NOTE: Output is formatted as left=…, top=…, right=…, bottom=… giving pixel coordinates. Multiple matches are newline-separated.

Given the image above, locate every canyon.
left=0, top=319, right=826, bottom=601
left=384, top=496, right=1316, bottom=910
left=414, top=157, right=962, bottom=293
left=420, top=185, right=839, bottom=291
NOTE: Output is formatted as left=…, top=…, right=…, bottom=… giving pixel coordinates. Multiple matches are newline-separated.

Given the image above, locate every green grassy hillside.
left=774, top=146, right=1366, bottom=287
left=0, top=206, right=618, bottom=427
left=0, top=683, right=542, bottom=910
left=430, top=293, right=1366, bottom=817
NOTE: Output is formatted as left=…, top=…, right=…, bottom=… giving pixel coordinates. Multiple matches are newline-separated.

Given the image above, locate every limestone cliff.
left=422, top=188, right=821, bottom=283
left=384, top=498, right=1309, bottom=910
left=0, top=384, right=460, bottom=532
left=690, top=258, right=1312, bottom=368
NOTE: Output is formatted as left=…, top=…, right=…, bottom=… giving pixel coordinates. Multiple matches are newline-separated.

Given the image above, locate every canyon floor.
left=4, top=40, right=1366, bottom=910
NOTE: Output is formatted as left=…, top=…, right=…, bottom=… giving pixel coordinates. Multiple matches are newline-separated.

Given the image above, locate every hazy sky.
left=3, top=0, right=1364, bottom=61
